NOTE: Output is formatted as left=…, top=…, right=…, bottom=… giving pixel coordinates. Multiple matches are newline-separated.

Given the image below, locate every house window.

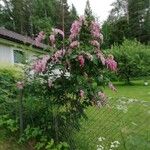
left=13, top=50, right=25, bottom=64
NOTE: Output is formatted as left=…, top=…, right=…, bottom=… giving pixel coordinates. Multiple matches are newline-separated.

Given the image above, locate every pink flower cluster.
left=70, top=41, right=79, bottom=48
left=90, top=40, right=100, bottom=48
left=51, top=49, right=66, bottom=63
left=49, top=34, right=55, bottom=47
left=95, top=50, right=106, bottom=65
left=105, top=55, right=117, bottom=71
left=16, top=81, right=24, bottom=90
left=90, top=21, right=100, bottom=38
left=52, top=28, right=64, bottom=37
left=98, top=91, right=107, bottom=106
left=79, top=15, right=85, bottom=22
left=69, top=19, right=83, bottom=41
left=49, top=28, right=64, bottom=47
left=108, top=82, right=117, bottom=91
left=98, top=91, right=106, bottom=100
left=85, top=52, right=93, bottom=61
left=78, top=55, right=85, bottom=67
left=48, top=79, right=53, bottom=88
left=33, top=55, right=50, bottom=73
left=79, top=90, right=84, bottom=98
left=35, top=31, right=45, bottom=46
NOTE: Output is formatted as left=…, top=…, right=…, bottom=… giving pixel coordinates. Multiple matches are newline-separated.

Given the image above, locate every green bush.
left=109, top=39, right=150, bottom=84
left=0, top=65, right=23, bottom=115
left=0, top=64, right=24, bottom=141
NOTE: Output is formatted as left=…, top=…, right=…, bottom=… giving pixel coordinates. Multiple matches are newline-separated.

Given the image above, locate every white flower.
left=110, top=141, right=120, bottom=148
left=113, top=141, right=120, bottom=145
left=110, top=144, right=115, bottom=148
left=97, top=145, right=104, bottom=150
left=98, top=137, right=105, bottom=142
left=128, top=98, right=134, bottom=103
left=116, top=105, right=128, bottom=113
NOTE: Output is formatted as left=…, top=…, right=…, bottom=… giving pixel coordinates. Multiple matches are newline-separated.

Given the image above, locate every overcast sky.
left=68, top=0, right=115, bottom=23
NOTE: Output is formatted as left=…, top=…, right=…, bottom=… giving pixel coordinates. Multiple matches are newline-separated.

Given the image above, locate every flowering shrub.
left=19, top=16, right=117, bottom=149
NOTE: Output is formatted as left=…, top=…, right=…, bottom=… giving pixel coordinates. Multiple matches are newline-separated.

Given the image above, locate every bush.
left=0, top=64, right=23, bottom=140
left=0, top=64, right=23, bottom=115
left=110, top=39, right=150, bottom=84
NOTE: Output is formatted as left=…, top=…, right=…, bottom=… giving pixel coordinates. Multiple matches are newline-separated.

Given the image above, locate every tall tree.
left=108, top=0, right=128, bottom=22
left=0, top=0, right=77, bottom=37
left=0, top=0, right=33, bottom=35
left=70, top=4, right=78, bottom=21
left=128, top=0, right=150, bottom=43
left=102, top=17, right=129, bottom=49
left=84, top=0, right=94, bottom=20
left=103, top=0, right=150, bottom=47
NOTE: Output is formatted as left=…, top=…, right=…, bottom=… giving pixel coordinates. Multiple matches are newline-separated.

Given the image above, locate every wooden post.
left=62, top=0, right=65, bottom=49
left=19, top=89, right=24, bottom=136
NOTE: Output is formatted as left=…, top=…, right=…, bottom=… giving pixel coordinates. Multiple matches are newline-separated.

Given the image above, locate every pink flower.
left=98, top=91, right=106, bottom=99
left=105, top=54, right=117, bottom=71
left=85, top=53, right=93, bottom=61
left=35, top=31, right=45, bottom=46
left=78, top=55, right=85, bottom=67
left=90, top=40, right=100, bottom=48
left=108, top=82, right=117, bottom=91
left=53, top=28, right=64, bottom=37
left=48, top=79, right=53, bottom=88
left=96, top=50, right=106, bottom=65
left=49, top=34, right=55, bottom=46
left=90, top=21, right=100, bottom=38
left=98, top=91, right=107, bottom=106
left=79, top=15, right=85, bottom=23
left=100, top=55, right=105, bottom=65
left=17, top=81, right=24, bottom=90
left=79, top=90, right=84, bottom=98
left=70, top=41, right=79, bottom=48
left=51, top=49, right=66, bottom=63
left=33, top=55, right=50, bottom=73
left=69, top=20, right=82, bottom=41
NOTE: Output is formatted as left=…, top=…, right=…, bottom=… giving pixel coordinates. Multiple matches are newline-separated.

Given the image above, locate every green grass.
left=105, top=80, right=150, bottom=101
left=74, top=80, right=150, bottom=150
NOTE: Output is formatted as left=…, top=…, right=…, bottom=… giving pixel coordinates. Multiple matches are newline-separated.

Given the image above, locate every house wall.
left=0, top=38, right=48, bottom=65
left=0, top=43, right=41, bottom=64
left=0, top=44, right=14, bottom=64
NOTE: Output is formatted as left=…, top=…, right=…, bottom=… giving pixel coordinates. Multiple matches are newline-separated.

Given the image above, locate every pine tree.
left=70, top=4, right=78, bottom=21
left=128, top=0, right=149, bottom=42
left=84, top=0, right=94, bottom=20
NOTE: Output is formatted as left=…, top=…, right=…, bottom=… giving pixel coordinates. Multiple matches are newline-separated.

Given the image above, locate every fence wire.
left=59, top=97, right=150, bottom=150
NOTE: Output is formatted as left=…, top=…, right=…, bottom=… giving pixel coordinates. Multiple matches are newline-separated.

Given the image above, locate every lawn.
left=0, top=80, right=150, bottom=150
left=73, top=80, right=150, bottom=150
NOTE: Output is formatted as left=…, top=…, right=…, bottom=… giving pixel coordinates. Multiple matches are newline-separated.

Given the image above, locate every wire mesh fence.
left=60, top=96, right=150, bottom=150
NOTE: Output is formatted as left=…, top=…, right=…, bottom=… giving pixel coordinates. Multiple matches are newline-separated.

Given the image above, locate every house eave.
left=0, top=38, right=48, bottom=55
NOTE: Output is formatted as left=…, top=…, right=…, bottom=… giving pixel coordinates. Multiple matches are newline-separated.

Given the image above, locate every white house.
left=0, top=27, right=48, bottom=64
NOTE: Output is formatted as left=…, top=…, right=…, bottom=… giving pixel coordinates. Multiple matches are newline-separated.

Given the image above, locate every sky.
left=68, top=0, right=115, bottom=23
